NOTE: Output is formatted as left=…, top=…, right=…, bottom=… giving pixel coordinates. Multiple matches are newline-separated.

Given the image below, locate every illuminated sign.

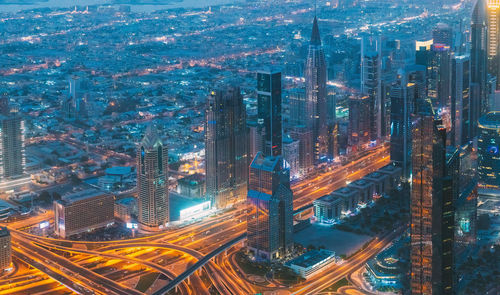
left=180, top=201, right=211, bottom=220
left=126, top=223, right=138, bottom=229
left=39, top=221, right=50, bottom=229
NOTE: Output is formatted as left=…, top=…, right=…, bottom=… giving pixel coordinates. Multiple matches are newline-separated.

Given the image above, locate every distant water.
left=0, top=0, right=242, bottom=13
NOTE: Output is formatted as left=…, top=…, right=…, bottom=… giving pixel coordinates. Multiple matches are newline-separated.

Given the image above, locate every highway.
left=2, top=145, right=391, bottom=295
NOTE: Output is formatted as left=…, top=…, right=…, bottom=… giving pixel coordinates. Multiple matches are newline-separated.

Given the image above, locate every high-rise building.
left=0, top=227, right=11, bottom=271
left=206, top=86, right=248, bottom=208
left=0, top=100, right=24, bottom=181
left=288, top=88, right=307, bottom=127
left=361, top=36, right=382, bottom=141
left=451, top=55, right=472, bottom=146
left=432, top=23, right=453, bottom=47
left=390, top=71, right=415, bottom=180
left=257, top=70, right=282, bottom=157
left=283, top=135, right=299, bottom=179
left=478, top=111, right=500, bottom=187
left=348, top=95, right=371, bottom=149
left=487, top=0, right=500, bottom=89
left=410, top=102, right=454, bottom=295
left=54, top=189, right=115, bottom=238
left=416, top=43, right=452, bottom=112
left=471, top=0, right=489, bottom=114
left=247, top=152, right=293, bottom=262
left=290, top=126, right=313, bottom=176
left=305, top=16, right=328, bottom=161
left=137, top=124, right=169, bottom=231
left=61, top=76, right=88, bottom=121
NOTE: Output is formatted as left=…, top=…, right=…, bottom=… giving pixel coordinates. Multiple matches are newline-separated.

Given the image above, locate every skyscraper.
left=432, top=23, right=453, bottom=47
left=257, top=70, right=282, bottom=157
left=305, top=16, right=328, bottom=161
left=348, top=95, right=371, bottom=149
left=0, top=227, right=11, bottom=271
left=471, top=0, right=489, bottom=115
left=487, top=0, right=500, bottom=89
left=206, top=86, right=248, bottom=208
left=61, top=76, right=88, bottom=121
left=390, top=71, right=415, bottom=180
left=451, top=54, right=472, bottom=146
left=247, top=152, right=293, bottom=262
left=410, top=102, right=454, bottom=295
left=478, top=111, right=500, bottom=187
left=137, top=124, right=169, bottom=231
left=0, top=99, right=24, bottom=181
left=361, top=36, right=382, bottom=141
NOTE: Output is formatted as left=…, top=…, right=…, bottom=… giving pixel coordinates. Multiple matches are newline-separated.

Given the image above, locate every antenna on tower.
left=314, top=0, right=317, bottom=17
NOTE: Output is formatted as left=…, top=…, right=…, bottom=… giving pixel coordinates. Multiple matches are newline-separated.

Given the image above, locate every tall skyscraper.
left=451, top=55, right=472, bottom=146
left=410, top=102, right=454, bottom=295
left=361, top=36, right=382, bottom=141
left=471, top=0, right=489, bottom=115
left=206, top=86, right=248, bottom=208
left=290, top=126, right=313, bottom=176
left=305, top=16, right=328, bottom=161
left=137, top=124, right=169, bottom=231
left=390, top=70, right=415, bottom=180
left=288, top=88, right=307, bottom=127
left=487, top=0, right=500, bottom=89
left=257, top=70, right=282, bottom=157
left=432, top=23, right=453, bottom=47
left=478, top=111, right=500, bottom=187
left=348, top=95, right=371, bottom=149
left=0, top=227, right=11, bottom=271
left=246, top=152, right=293, bottom=261
left=0, top=99, right=25, bottom=181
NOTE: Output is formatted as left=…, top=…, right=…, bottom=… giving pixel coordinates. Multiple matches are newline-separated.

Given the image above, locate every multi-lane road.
left=3, top=145, right=391, bottom=295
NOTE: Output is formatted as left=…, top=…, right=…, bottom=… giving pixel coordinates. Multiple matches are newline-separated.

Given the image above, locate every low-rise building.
left=54, top=189, right=115, bottom=238
left=363, top=171, right=390, bottom=197
left=377, top=165, right=402, bottom=190
left=313, top=194, right=343, bottom=223
left=348, top=179, right=375, bottom=204
left=286, top=249, right=336, bottom=279
left=177, top=173, right=205, bottom=199
left=114, top=197, right=137, bottom=223
left=330, top=187, right=359, bottom=212
left=0, top=227, right=11, bottom=271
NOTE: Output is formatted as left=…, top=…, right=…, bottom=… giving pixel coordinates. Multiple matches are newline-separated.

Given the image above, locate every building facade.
left=0, top=227, right=11, bottom=271
left=137, top=125, right=169, bottom=231
left=257, top=70, right=282, bottom=157
left=478, top=111, right=500, bottom=187
left=54, top=189, right=115, bottom=238
left=305, top=16, right=328, bottom=162
left=247, top=152, right=293, bottom=262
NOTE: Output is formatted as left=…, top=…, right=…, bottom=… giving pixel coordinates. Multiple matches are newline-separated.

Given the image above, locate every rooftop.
left=59, top=189, right=109, bottom=205
left=286, top=249, right=334, bottom=269
left=478, top=111, right=500, bottom=130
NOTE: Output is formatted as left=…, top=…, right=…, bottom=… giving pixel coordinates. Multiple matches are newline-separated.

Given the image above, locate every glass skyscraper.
left=478, top=111, right=500, bottom=187
left=257, top=70, right=282, bottom=157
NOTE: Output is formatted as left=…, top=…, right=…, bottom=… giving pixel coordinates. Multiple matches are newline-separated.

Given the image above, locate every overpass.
left=153, top=233, right=246, bottom=295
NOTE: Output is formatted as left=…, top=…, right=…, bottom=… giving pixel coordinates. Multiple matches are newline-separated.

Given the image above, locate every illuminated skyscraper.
left=348, top=95, right=371, bottom=149
left=451, top=55, right=472, bottom=146
left=0, top=99, right=24, bottom=181
left=0, top=227, right=11, bottom=271
left=487, top=0, right=500, bottom=89
left=257, top=70, right=282, bottom=157
left=361, top=36, right=382, bottom=141
left=247, top=152, right=293, bottom=261
left=305, top=16, right=328, bottom=161
left=471, top=0, right=489, bottom=114
left=205, top=86, right=248, bottom=208
left=137, top=124, right=169, bottom=231
left=410, top=102, right=454, bottom=295
left=478, top=111, right=500, bottom=187
left=390, top=71, right=416, bottom=180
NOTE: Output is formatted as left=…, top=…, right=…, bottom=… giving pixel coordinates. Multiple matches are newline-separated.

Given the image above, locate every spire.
left=310, top=16, right=321, bottom=46
left=141, top=123, right=163, bottom=150
left=472, top=0, right=487, bottom=26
